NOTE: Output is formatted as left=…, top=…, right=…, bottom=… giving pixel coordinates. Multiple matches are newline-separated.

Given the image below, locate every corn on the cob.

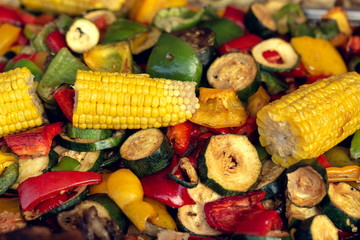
left=73, top=70, right=200, bottom=130
left=22, top=0, right=125, bottom=15
left=0, top=67, right=45, bottom=137
left=257, top=72, right=360, bottom=168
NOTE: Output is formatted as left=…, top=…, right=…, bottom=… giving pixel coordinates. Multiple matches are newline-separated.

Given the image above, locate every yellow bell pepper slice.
left=0, top=23, right=21, bottom=55
left=290, top=36, right=347, bottom=76
left=190, top=87, right=248, bottom=128
left=107, top=169, right=156, bottom=231
left=89, top=169, right=111, bottom=195
left=144, top=197, right=177, bottom=230
left=326, top=165, right=360, bottom=182
left=246, top=86, right=270, bottom=118
left=0, top=150, right=17, bottom=175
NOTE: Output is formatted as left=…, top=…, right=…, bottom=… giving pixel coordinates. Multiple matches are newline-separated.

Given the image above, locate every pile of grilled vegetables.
left=2, top=0, right=360, bottom=239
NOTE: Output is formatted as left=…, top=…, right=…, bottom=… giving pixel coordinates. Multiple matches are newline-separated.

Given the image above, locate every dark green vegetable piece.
left=348, top=56, right=360, bottom=73
left=56, top=14, right=74, bottom=33
left=146, top=33, right=202, bottom=87
left=31, top=22, right=57, bottom=52
left=351, top=130, right=360, bottom=159
left=0, top=162, right=19, bottom=195
left=102, top=19, right=148, bottom=44
left=273, top=3, right=307, bottom=35
left=260, top=71, right=288, bottom=95
left=51, top=156, right=80, bottom=171
left=36, top=47, right=88, bottom=104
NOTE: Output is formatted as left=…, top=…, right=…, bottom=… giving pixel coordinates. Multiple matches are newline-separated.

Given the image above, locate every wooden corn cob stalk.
left=22, top=0, right=125, bottom=15
left=72, top=70, right=200, bottom=130
left=0, top=68, right=45, bottom=137
left=257, top=72, right=360, bottom=168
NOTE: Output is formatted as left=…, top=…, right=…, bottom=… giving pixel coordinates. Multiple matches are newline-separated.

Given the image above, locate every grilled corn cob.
left=22, top=0, right=125, bottom=15
left=257, top=72, right=360, bottom=168
left=73, top=70, right=200, bottom=129
left=0, top=68, right=45, bottom=137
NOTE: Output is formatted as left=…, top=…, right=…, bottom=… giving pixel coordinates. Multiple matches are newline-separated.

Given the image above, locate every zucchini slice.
left=65, top=123, right=114, bottom=141
left=245, top=2, right=277, bottom=39
left=52, top=145, right=104, bottom=172
left=251, top=38, right=300, bottom=72
left=286, top=197, right=321, bottom=229
left=260, top=71, right=289, bottom=96
left=293, top=214, right=338, bottom=240
left=207, top=52, right=261, bottom=101
left=56, top=129, right=127, bottom=152
left=57, top=193, right=129, bottom=234
left=321, top=182, right=360, bottom=233
left=66, top=18, right=100, bottom=53
left=166, top=157, right=199, bottom=189
left=286, top=159, right=327, bottom=208
left=254, top=159, right=286, bottom=200
left=197, top=134, right=262, bottom=196
left=232, top=231, right=291, bottom=240
left=120, top=128, right=174, bottom=178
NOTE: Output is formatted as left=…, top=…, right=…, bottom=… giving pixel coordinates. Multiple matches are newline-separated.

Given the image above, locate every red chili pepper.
left=232, top=117, right=258, bottom=142
left=278, top=61, right=307, bottom=78
left=54, top=88, right=75, bottom=122
left=45, top=29, right=68, bottom=52
left=233, top=209, right=283, bottom=236
left=140, top=156, right=195, bottom=208
left=204, top=190, right=266, bottom=233
left=305, top=74, right=331, bottom=84
left=222, top=5, right=246, bottom=30
left=166, top=121, right=193, bottom=156
left=263, top=50, right=283, bottom=64
left=4, top=122, right=63, bottom=157
left=218, top=34, right=262, bottom=55
left=0, top=5, right=22, bottom=26
left=18, top=171, right=102, bottom=211
left=317, top=154, right=331, bottom=168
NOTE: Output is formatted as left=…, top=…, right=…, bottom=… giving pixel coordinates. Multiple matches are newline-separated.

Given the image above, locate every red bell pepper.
left=317, top=154, right=331, bottom=168
left=140, top=156, right=195, bottom=208
left=166, top=121, right=193, bottom=156
left=345, top=35, right=360, bottom=58
left=54, top=88, right=75, bottom=122
left=4, top=122, right=63, bottom=156
left=45, top=29, right=68, bottom=52
left=20, top=13, right=38, bottom=25
left=18, top=171, right=102, bottom=211
left=35, top=13, right=55, bottom=25
left=0, top=5, right=22, bottom=26
left=232, top=117, right=258, bottom=142
left=206, top=127, right=232, bottom=135
left=0, top=63, right=5, bottom=73
left=222, top=5, right=246, bottom=30
left=263, top=50, right=283, bottom=64
left=204, top=190, right=265, bottom=233
left=218, top=34, right=262, bottom=55
left=278, top=61, right=307, bottom=78
left=305, top=74, right=331, bottom=84
left=16, top=30, right=29, bottom=46
left=35, top=192, right=69, bottom=214
left=233, top=209, right=283, bottom=236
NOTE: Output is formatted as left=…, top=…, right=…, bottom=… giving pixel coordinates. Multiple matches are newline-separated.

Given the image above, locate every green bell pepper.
left=146, top=33, right=202, bottom=87
left=10, top=59, right=43, bottom=82
left=31, top=22, right=57, bottom=52
left=51, top=156, right=80, bottom=171
left=102, top=19, right=148, bottom=44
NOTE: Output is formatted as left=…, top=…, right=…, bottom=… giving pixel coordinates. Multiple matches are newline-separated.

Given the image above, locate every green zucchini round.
left=65, top=123, right=114, bottom=141
left=286, top=159, right=328, bottom=208
left=321, top=182, right=360, bottom=233
left=0, top=162, right=19, bottom=195
left=251, top=38, right=300, bottom=72
left=207, top=52, right=261, bottom=101
left=56, top=130, right=127, bottom=152
left=197, top=134, right=262, bottom=196
left=120, top=128, right=174, bottom=178
left=245, top=2, right=277, bottom=39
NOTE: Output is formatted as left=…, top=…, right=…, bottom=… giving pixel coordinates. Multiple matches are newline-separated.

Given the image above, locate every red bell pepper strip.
left=16, top=30, right=29, bottom=46
left=141, top=156, right=195, bottom=208
left=206, top=127, right=232, bottom=135
left=0, top=5, right=22, bottom=26
left=18, top=171, right=102, bottom=211
left=232, top=117, right=258, bottom=142
left=54, top=88, right=75, bottom=122
left=278, top=61, right=307, bottom=78
left=35, top=192, right=69, bottom=214
left=45, top=29, right=68, bottom=52
left=166, top=121, right=193, bottom=156
left=35, top=13, right=55, bottom=25
left=305, top=74, right=331, bottom=85
left=11, top=52, right=37, bottom=63
left=0, top=63, right=5, bottom=73
left=4, top=122, right=63, bottom=156
left=218, top=34, right=262, bottom=55
left=345, top=35, right=360, bottom=57
left=204, top=190, right=265, bottom=233
left=222, top=5, right=246, bottom=30
left=233, top=209, right=283, bottom=236
left=317, top=154, right=331, bottom=168
left=20, top=13, right=38, bottom=25
left=263, top=50, right=283, bottom=64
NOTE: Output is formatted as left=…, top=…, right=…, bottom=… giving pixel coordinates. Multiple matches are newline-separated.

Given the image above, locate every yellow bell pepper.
left=130, top=0, right=188, bottom=25
left=322, top=7, right=352, bottom=47
left=326, top=165, right=360, bottom=182
left=190, top=87, right=248, bottom=128
left=107, top=169, right=156, bottom=231
left=290, top=36, right=347, bottom=76
left=0, top=23, right=21, bottom=55
left=0, top=149, right=17, bottom=175
left=89, top=169, right=111, bottom=195
left=144, top=197, right=177, bottom=230
left=246, top=86, right=271, bottom=118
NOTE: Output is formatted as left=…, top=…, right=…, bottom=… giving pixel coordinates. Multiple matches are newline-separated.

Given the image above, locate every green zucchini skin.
left=260, top=71, right=289, bottom=96
left=0, top=162, right=19, bottom=195
left=236, top=64, right=262, bottom=102
left=43, top=149, right=59, bottom=173
left=86, top=194, right=129, bottom=234
left=22, top=186, right=89, bottom=222
left=231, top=234, right=291, bottom=240
left=260, top=171, right=286, bottom=200
left=121, top=129, right=174, bottom=178
left=166, top=172, right=198, bottom=189
left=65, top=123, right=114, bottom=141
left=56, top=131, right=126, bottom=152
left=245, top=3, right=277, bottom=39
